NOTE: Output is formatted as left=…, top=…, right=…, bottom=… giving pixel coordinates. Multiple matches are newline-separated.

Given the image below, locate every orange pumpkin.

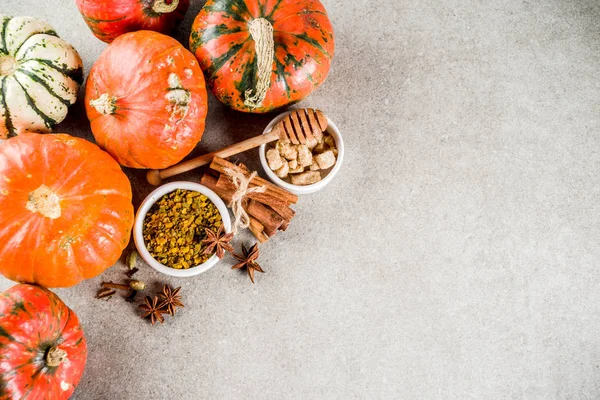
left=85, top=30, right=208, bottom=169
left=0, top=284, right=87, bottom=399
left=75, top=0, right=190, bottom=43
left=0, top=133, right=133, bottom=288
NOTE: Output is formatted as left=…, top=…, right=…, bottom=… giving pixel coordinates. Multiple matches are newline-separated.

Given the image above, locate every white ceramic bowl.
left=259, top=110, right=344, bottom=195
left=133, top=181, right=231, bottom=277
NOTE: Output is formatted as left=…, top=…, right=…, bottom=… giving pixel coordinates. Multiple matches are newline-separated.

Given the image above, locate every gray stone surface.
left=2, top=0, right=600, bottom=398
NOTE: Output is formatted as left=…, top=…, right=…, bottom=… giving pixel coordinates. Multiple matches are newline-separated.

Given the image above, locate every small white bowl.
left=133, top=181, right=231, bottom=277
left=259, top=110, right=344, bottom=195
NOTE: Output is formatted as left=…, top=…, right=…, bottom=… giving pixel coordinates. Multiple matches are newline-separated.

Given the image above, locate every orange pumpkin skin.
left=0, top=133, right=133, bottom=288
left=85, top=31, right=208, bottom=169
left=75, top=0, right=190, bottom=43
left=0, top=284, right=87, bottom=399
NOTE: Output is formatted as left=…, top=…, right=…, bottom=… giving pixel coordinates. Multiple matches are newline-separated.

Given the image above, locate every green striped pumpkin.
left=190, top=0, right=335, bottom=113
left=0, top=16, right=83, bottom=139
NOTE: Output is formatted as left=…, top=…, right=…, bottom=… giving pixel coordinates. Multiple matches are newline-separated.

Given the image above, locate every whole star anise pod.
left=202, top=225, right=234, bottom=259
left=139, top=296, right=165, bottom=325
left=232, top=243, right=264, bottom=284
left=158, top=284, right=184, bottom=316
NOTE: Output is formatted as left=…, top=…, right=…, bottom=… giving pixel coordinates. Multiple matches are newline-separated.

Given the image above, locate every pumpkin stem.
left=45, top=346, right=68, bottom=367
left=0, top=55, right=17, bottom=76
left=152, top=0, right=179, bottom=14
left=244, top=18, right=274, bottom=109
left=26, top=185, right=61, bottom=219
left=90, top=93, right=117, bottom=116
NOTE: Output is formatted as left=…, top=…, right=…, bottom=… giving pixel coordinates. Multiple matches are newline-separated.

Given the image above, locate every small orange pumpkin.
left=0, top=284, right=87, bottom=399
left=0, top=133, right=133, bottom=288
left=75, top=0, right=190, bottom=43
left=85, top=30, right=208, bottom=169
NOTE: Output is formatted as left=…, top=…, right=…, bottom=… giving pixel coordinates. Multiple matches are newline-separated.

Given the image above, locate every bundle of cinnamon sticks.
left=200, top=157, right=298, bottom=243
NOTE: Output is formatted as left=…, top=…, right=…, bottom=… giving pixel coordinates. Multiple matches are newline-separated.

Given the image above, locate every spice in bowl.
left=142, top=189, right=223, bottom=269
left=265, top=133, right=338, bottom=185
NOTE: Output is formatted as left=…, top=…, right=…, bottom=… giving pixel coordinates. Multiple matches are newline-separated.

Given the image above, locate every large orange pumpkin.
left=0, top=133, right=133, bottom=288
left=85, top=30, right=208, bottom=169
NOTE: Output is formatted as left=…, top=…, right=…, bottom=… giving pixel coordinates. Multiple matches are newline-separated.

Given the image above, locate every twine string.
left=224, top=167, right=266, bottom=233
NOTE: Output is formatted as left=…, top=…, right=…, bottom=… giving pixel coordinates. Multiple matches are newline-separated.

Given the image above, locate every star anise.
left=202, top=225, right=234, bottom=259
left=158, top=284, right=184, bottom=316
left=139, top=296, right=165, bottom=325
left=232, top=243, right=264, bottom=283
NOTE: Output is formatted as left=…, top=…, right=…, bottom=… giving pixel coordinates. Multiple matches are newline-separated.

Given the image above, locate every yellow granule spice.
left=143, top=189, right=222, bottom=269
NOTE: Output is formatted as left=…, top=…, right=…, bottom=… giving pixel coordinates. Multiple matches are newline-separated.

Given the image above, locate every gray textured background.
left=2, top=0, right=600, bottom=399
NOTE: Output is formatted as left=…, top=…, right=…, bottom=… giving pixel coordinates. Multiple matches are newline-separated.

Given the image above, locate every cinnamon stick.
left=201, top=158, right=298, bottom=238
left=249, top=217, right=269, bottom=243
left=238, top=162, right=250, bottom=172
left=200, top=173, right=217, bottom=188
left=206, top=172, right=295, bottom=229
left=246, top=200, right=283, bottom=237
left=266, top=203, right=295, bottom=230
left=211, top=157, right=298, bottom=204
left=215, top=173, right=292, bottom=216
left=200, top=174, right=231, bottom=202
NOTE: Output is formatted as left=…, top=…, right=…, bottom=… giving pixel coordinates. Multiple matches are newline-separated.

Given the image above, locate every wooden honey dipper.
left=147, top=108, right=328, bottom=185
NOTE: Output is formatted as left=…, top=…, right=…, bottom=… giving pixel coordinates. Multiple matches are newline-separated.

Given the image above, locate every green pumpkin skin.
left=190, top=0, right=335, bottom=113
left=0, top=15, right=83, bottom=139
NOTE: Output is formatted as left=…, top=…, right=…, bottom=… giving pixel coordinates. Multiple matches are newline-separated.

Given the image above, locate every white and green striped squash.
left=0, top=16, right=83, bottom=139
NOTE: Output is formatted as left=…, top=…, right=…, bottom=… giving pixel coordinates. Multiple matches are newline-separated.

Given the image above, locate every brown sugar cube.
left=297, top=144, right=312, bottom=167
left=274, top=162, right=289, bottom=178
left=314, top=150, right=336, bottom=170
left=288, top=159, right=304, bottom=174
left=291, top=171, right=322, bottom=185
left=305, top=136, right=318, bottom=150
left=309, top=158, right=320, bottom=171
left=277, top=140, right=298, bottom=161
left=313, top=141, right=327, bottom=154
left=266, top=148, right=284, bottom=170
left=324, top=135, right=336, bottom=149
